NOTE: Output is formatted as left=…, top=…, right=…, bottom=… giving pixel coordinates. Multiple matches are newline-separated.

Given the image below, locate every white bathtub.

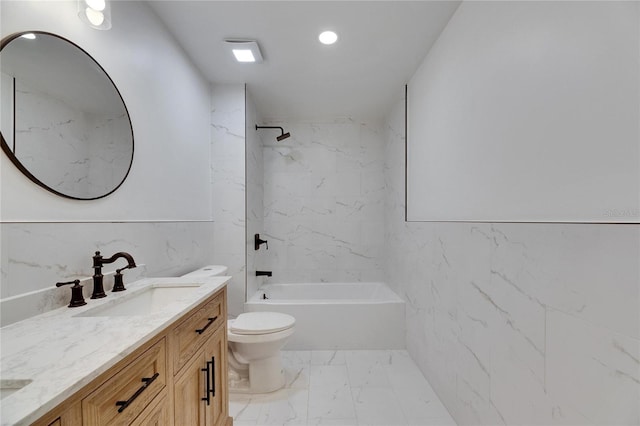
left=244, top=282, right=405, bottom=350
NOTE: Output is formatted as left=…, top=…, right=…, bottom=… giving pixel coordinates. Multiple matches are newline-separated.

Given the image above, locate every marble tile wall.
left=211, top=84, right=246, bottom=317
left=262, top=118, right=386, bottom=284
left=384, top=98, right=640, bottom=425
left=0, top=221, right=214, bottom=324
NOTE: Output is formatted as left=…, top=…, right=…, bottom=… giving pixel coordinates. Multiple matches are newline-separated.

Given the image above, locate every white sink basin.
left=0, top=380, right=32, bottom=400
left=75, top=284, right=202, bottom=317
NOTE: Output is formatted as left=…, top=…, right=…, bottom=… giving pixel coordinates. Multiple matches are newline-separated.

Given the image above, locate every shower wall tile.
left=383, top=98, right=640, bottom=425
left=263, top=118, right=385, bottom=284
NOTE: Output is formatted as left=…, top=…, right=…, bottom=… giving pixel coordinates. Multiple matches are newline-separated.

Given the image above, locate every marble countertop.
left=0, top=276, right=230, bottom=426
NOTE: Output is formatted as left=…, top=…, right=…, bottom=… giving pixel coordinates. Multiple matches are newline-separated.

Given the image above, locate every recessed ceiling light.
left=318, top=31, right=338, bottom=45
left=232, top=49, right=256, bottom=63
left=225, top=39, right=263, bottom=63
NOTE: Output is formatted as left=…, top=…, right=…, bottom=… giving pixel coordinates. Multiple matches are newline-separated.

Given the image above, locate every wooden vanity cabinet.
left=82, top=339, right=167, bottom=426
left=172, top=288, right=228, bottom=426
left=173, top=327, right=227, bottom=426
left=31, top=287, right=231, bottom=426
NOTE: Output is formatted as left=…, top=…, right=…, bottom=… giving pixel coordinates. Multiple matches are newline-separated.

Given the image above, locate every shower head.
left=276, top=132, right=290, bottom=141
left=255, top=125, right=291, bottom=142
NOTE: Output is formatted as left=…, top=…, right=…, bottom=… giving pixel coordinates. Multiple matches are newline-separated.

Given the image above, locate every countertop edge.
left=0, top=276, right=230, bottom=426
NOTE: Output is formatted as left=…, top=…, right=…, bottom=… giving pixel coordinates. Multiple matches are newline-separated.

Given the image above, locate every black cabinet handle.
left=115, top=372, right=159, bottom=413
left=195, top=316, right=218, bottom=335
left=201, top=360, right=212, bottom=405
left=210, top=356, right=216, bottom=397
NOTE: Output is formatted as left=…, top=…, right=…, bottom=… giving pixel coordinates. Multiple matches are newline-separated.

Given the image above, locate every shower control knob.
left=254, top=234, right=269, bottom=250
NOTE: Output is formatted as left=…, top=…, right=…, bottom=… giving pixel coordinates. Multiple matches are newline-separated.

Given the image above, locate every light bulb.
left=85, top=0, right=105, bottom=11
left=85, top=7, right=105, bottom=26
left=232, top=49, right=256, bottom=63
left=319, top=31, right=338, bottom=45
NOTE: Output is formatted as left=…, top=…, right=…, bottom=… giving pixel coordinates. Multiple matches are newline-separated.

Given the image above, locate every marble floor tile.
left=308, top=385, right=357, bottom=420
left=257, top=389, right=309, bottom=425
left=306, top=419, right=358, bottom=426
left=309, top=365, right=351, bottom=390
left=228, top=350, right=456, bottom=425
left=351, top=386, right=408, bottom=425
left=394, top=386, right=456, bottom=424
left=283, top=350, right=312, bottom=366
left=311, top=350, right=347, bottom=365
left=285, top=365, right=311, bottom=389
left=345, top=351, right=392, bottom=388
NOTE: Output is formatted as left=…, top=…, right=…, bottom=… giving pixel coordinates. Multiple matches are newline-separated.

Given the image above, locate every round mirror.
left=1, top=31, right=133, bottom=200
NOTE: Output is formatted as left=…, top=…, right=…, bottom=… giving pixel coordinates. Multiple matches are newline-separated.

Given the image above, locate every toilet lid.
left=230, top=312, right=295, bottom=335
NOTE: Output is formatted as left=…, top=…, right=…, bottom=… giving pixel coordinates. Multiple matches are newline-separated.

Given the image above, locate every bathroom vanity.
left=0, top=277, right=232, bottom=426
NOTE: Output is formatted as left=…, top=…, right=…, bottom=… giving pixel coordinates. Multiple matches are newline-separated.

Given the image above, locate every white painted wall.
left=0, top=0, right=212, bottom=221
left=0, top=1, right=215, bottom=301
left=388, top=2, right=640, bottom=423
left=407, top=1, right=640, bottom=222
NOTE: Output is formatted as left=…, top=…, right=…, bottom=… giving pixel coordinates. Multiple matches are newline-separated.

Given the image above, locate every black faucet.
left=92, top=251, right=136, bottom=299
left=256, top=270, right=272, bottom=277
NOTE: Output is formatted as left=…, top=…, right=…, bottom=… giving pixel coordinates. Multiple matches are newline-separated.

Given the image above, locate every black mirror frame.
left=0, top=31, right=134, bottom=201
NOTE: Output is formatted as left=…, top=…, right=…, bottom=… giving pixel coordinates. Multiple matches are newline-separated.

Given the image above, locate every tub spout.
left=256, top=271, right=272, bottom=277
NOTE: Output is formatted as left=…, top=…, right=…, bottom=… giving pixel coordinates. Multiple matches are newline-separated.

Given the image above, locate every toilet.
left=180, top=265, right=228, bottom=278
left=227, top=312, right=295, bottom=393
left=181, top=265, right=295, bottom=394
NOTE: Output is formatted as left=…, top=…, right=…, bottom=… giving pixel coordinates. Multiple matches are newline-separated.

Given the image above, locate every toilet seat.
left=230, top=312, right=295, bottom=335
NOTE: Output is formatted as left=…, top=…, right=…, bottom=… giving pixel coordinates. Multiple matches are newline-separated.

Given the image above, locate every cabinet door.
left=130, top=394, right=169, bottom=426
left=204, top=327, right=228, bottom=426
left=174, top=351, right=206, bottom=426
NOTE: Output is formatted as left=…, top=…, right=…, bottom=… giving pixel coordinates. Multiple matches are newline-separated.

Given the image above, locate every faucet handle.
left=112, top=265, right=132, bottom=292
left=56, top=280, right=87, bottom=308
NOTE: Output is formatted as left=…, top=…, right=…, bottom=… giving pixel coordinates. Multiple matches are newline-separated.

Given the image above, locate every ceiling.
left=147, top=1, right=461, bottom=120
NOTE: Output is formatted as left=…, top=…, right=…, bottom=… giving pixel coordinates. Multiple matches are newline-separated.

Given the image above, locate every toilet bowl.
left=227, top=311, right=295, bottom=393
left=181, top=266, right=295, bottom=394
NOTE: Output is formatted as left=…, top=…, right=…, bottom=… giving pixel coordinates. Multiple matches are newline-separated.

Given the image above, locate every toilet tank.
left=181, top=265, right=228, bottom=277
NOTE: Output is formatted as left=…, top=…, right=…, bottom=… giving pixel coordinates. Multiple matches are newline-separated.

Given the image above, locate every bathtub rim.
left=247, top=281, right=405, bottom=305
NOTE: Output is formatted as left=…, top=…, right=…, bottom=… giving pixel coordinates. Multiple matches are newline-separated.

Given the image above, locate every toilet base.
left=228, top=352, right=285, bottom=394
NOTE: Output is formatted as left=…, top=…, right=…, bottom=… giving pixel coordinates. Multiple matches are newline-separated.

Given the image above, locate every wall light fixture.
left=77, top=0, right=112, bottom=30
